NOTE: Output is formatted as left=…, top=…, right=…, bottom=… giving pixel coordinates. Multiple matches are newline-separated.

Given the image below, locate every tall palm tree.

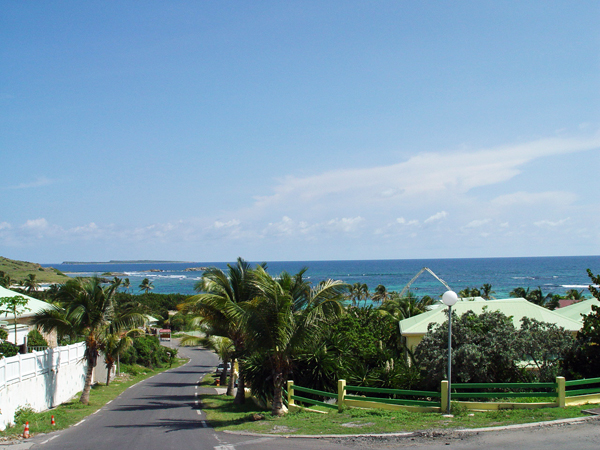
left=33, top=277, right=144, bottom=404
left=122, top=278, right=131, bottom=293
left=23, top=273, right=39, bottom=294
left=349, top=282, right=370, bottom=307
left=139, top=278, right=153, bottom=294
left=371, top=284, right=389, bottom=306
left=183, top=257, right=262, bottom=404
left=480, top=284, right=495, bottom=300
left=100, top=328, right=141, bottom=385
left=241, top=266, right=348, bottom=416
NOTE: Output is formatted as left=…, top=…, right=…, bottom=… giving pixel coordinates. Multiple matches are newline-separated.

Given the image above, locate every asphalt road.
left=14, top=342, right=599, bottom=450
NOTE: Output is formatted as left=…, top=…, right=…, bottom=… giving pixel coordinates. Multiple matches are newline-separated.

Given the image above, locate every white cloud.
left=465, top=219, right=492, bottom=228
left=7, top=176, right=54, bottom=190
left=534, top=218, right=570, bottom=227
left=253, top=134, right=600, bottom=212
left=492, top=191, right=576, bottom=207
left=424, top=211, right=448, bottom=224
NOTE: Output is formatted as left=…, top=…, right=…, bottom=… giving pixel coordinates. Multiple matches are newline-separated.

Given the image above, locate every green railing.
left=290, top=384, right=337, bottom=410
left=565, top=376, right=600, bottom=397
left=451, top=382, right=558, bottom=400
left=345, top=385, right=441, bottom=407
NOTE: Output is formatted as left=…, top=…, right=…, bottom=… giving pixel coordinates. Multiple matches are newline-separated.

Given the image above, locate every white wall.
left=0, top=343, right=87, bottom=430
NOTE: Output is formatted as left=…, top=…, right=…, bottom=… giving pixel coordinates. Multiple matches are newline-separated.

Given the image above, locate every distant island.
left=62, top=260, right=194, bottom=264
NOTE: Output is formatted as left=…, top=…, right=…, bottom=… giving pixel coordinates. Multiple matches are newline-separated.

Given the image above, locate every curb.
left=222, top=413, right=600, bottom=439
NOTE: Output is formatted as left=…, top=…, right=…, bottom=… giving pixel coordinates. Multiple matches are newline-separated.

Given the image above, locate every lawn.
left=199, top=381, right=596, bottom=436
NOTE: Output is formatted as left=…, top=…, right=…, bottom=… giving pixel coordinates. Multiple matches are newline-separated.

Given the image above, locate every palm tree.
left=378, top=291, right=433, bottom=321
left=181, top=333, right=234, bottom=392
left=510, top=286, right=530, bottom=299
left=122, top=278, right=131, bottom=292
left=0, top=271, right=12, bottom=288
left=183, top=257, right=262, bottom=404
left=100, top=328, right=141, bottom=385
left=480, top=284, right=495, bottom=300
left=139, top=278, right=153, bottom=294
left=242, top=266, right=347, bottom=415
left=23, top=274, right=39, bottom=294
left=33, top=277, right=144, bottom=404
left=349, top=282, right=370, bottom=307
left=371, top=285, right=389, bottom=305
left=564, top=289, right=586, bottom=301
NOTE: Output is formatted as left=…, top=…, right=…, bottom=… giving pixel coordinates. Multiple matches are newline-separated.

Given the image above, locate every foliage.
left=415, top=308, right=576, bottom=387
left=0, top=341, right=18, bottom=358
left=0, top=327, right=7, bottom=340
left=119, top=334, right=177, bottom=368
left=0, top=295, right=31, bottom=343
left=415, top=309, right=523, bottom=388
left=510, top=286, right=559, bottom=309
left=33, top=276, right=145, bottom=404
left=27, top=328, right=49, bottom=348
left=516, top=317, right=574, bottom=381
left=0, top=256, right=70, bottom=284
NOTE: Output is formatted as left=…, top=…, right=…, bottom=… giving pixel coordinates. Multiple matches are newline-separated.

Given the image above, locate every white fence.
left=0, top=343, right=87, bottom=430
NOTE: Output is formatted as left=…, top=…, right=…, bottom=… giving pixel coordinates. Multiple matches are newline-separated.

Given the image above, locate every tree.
left=564, top=289, right=586, bottom=300
left=0, top=271, right=12, bottom=288
left=23, top=274, right=39, bottom=294
left=562, top=269, right=600, bottom=379
left=139, top=278, right=154, bottom=294
left=184, top=257, right=263, bottom=405
left=480, top=283, right=495, bottom=300
left=378, top=291, right=433, bottom=322
left=510, top=287, right=530, bottom=299
left=459, top=287, right=481, bottom=298
left=241, top=266, right=347, bottom=415
left=122, top=278, right=131, bottom=292
left=181, top=334, right=235, bottom=392
left=415, top=309, right=523, bottom=387
left=0, top=295, right=30, bottom=344
left=348, top=282, right=369, bottom=307
left=33, top=277, right=144, bottom=404
left=100, top=328, right=141, bottom=385
left=371, top=285, right=389, bottom=305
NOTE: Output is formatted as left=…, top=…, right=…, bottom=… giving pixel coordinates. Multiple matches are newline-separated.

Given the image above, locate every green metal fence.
left=565, top=376, right=600, bottom=397
left=345, top=385, right=441, bottom=407
left=451, top=382, right=558, bottom=400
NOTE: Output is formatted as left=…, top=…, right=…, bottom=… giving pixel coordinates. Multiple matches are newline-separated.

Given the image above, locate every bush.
left=0, top=341, right=19, bottom=358
left=0, top=327, right=8, bottom=341
left=27, top=329, right=48, bottom=348
left=119, top=335, right=177, bottom=368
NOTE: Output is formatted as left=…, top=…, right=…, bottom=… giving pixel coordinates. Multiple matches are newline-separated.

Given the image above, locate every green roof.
left=0, top=285, right=54, bottom=320
left=399, top=298, right=582, bottom=336
left=553, top=298, right=600, bottom=323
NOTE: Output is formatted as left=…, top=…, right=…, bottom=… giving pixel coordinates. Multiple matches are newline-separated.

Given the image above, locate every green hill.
left=0, top=256, right=71, bottom=284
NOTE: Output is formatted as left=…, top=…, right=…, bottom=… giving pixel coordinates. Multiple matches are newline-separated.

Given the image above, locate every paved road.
left=14, top=343, right=599, bottom=450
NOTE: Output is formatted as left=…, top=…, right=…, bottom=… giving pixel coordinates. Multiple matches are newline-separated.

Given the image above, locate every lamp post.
left=442, top=290, right=458, bottom=414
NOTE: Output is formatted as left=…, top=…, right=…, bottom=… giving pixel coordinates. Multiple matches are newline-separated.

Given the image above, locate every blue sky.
left=1, top=1, right=599, bottom=263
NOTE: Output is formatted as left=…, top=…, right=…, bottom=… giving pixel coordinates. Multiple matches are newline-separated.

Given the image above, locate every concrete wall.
left=0, top=343, right=87, bottom=430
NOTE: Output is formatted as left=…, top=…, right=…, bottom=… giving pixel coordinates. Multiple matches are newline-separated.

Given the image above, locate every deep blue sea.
left=43, top=256, right=600, bottom=299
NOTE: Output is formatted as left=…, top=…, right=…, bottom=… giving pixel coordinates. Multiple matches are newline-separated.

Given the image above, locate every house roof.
left=553, top=298, right=599, bottom=323
left=399, top=297, right=583, bottom=336
left=0, top=285, right=54, bottom=320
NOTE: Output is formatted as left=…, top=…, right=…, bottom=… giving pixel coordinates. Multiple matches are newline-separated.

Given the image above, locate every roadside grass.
left=0, top=358, right=188, bottom=439
left=200, top=393, right=597, bottom=435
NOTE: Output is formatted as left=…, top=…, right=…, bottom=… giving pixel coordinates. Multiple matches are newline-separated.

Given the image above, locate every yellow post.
left=338, top=379, right=346, bottom=412
left=287, top=380, right=295, bottom=407
left=441, top=380, right=449, bottom=414
left=556, top=376, right=566, bottom=408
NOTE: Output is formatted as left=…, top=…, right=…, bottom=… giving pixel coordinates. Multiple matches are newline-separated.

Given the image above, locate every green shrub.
left=0, top=341, right=19, bottom=358
left=27, top=329, right=48, bottom=348
left=119, top=335, right=176, bottom=369
left=0, top=328, right=8, bottom=341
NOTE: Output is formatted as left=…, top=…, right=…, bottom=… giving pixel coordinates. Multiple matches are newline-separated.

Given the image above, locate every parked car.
left=215, top=362, right=231, bottom=375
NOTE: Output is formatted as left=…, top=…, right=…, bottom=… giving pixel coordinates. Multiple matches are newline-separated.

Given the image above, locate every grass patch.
left=200, top=394, right=597, bottom=435
left=0, top=358, right=188, bottom=439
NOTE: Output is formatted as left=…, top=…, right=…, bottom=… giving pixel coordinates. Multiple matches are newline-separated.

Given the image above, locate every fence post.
left=440, top=380, right=448, bottom=413
left=287, top=380, right=295, bottom=408
left=338, top=379, right=346, bottom=412
left=556, top=376, right=566, bottom=408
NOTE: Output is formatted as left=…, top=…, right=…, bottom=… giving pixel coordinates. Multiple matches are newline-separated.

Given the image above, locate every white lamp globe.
left=442, top=290, right=459, bottom=307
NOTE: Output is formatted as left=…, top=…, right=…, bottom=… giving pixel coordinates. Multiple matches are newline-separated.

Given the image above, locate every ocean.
left=44, top=256, right=600, bottom=300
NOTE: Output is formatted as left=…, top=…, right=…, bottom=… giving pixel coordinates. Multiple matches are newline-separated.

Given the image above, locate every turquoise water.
left=44, top=255, right=600, bottom=299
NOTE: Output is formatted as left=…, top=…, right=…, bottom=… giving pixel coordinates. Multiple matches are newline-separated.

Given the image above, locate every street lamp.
left=442, top=290, right=458, bottom=414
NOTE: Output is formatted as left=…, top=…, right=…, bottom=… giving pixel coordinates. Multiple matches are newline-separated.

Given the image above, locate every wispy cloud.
left=534, top=218, right=570, bottom=227
left=7, top=176, right=55, bottom=190
left=252, top=134, right=600, bottom=212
